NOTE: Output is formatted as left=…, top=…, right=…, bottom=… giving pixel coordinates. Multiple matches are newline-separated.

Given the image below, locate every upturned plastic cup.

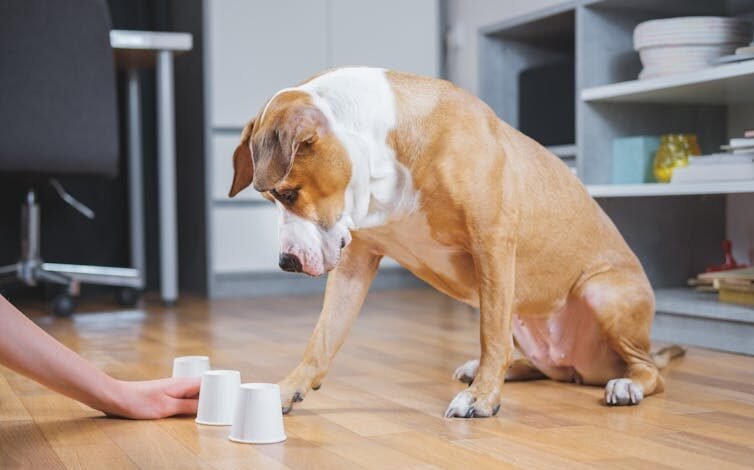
left=228, top=383, right=287, bottom=444
left=196, top=370, right=242, bottom=425
left=172, top=355, right=210, bottom=378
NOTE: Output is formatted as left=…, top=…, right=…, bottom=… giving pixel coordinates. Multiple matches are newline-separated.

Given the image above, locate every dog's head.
left=228, top=90, right=353, bottom=276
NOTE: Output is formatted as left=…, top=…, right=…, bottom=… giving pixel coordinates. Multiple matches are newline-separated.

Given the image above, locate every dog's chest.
left=357, top=213, right=479, bottom=305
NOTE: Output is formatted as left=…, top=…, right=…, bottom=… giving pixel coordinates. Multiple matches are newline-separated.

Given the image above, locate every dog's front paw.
left=445, top=387, right=501, bottom=418
left=604, top=378, right=643, bottom=406
left=452, top=359, right=479, bottom=384
left=278, top=374, right=318, bottom=414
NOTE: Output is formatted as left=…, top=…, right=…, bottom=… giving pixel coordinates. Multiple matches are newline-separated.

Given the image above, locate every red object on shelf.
left=705, top=240, right=748, bottom=272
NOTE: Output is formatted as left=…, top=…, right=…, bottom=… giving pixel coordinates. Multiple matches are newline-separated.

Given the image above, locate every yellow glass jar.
left=653, top=134, right=694, bottom=183
left=684, top=134, right=701, bottom=156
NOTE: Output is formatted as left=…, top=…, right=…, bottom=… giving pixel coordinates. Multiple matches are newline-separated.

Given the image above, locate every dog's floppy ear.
left=228, top=119, right=255, bottom=198
left=282, top=105, right=326, bottom=155
left=253, top=105, right=327, bottom=190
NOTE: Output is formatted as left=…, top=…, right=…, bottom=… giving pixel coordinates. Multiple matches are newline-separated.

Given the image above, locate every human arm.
left=0, top=295, right=199, bottom=419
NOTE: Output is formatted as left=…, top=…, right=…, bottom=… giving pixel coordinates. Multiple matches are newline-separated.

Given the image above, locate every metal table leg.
left=126, top=69, right=146, bottom=290
left=156, top=50, right=178, bottom=305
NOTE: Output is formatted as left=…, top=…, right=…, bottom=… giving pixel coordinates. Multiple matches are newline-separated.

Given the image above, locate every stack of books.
left=690, top=267, right=754, bottom=307
left=671, top=132, right=754, bottom=183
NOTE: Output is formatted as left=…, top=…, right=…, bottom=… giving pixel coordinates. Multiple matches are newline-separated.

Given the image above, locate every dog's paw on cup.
left=172, top=355, right=210, bottom=378
left=229, top=383, right=287, bottom=444
left=196, top=370, right=242, bottom=426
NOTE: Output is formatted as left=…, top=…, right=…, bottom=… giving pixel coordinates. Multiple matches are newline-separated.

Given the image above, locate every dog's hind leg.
left=651, top=345, right=686, bottom=368
left=578, top=269, right=664, bottom=406
left=506, top=355, right=547, bottom=381
left=453, top=349, right=545, bottom=385
left=452, top=359, right=479, bottom=384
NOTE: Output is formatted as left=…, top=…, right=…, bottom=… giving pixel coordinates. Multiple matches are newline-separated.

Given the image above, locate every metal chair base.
left=0, top=190, right=143, bottom=298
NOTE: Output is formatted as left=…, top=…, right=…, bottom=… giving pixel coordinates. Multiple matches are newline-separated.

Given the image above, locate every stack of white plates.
left=634, top=17, right=752, bottom=79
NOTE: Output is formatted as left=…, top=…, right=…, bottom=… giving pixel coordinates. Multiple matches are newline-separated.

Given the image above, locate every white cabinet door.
left=211, top=133, right=265, bottom=202
left=212, top=205, right=401, bottom=274
left=329, top=0, right=439, bottom=77
left=212, top=206, right=279, bottom=273
left=207, top=0, right=328, bottom=128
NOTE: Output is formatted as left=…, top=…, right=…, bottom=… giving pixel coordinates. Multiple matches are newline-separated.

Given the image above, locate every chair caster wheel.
left=52, top=293, right=75, bottom=317
left=116, top=287, right=140, bottom=307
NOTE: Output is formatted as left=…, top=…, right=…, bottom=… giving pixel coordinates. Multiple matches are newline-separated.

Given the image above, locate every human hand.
left=106, top=376, right=201, bottom=419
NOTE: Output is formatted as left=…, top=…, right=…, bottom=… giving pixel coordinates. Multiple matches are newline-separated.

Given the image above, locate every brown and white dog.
left=228, top=67, right=683, bottom=418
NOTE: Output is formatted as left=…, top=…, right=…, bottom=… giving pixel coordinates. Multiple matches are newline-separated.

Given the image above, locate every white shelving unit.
left=581, top=59, right=754, bottom=199
left=479, top=0, right=754, bottom=354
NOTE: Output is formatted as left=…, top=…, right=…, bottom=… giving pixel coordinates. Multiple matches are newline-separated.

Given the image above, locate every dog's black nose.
left=279, top=253, right=302, bottom=273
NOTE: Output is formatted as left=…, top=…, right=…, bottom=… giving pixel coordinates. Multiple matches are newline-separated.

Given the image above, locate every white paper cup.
left=228, top=383, right=287, bottom=444
left=172, top=355, right=210, bottom=378
left=196, top=370, right=242, bottom=425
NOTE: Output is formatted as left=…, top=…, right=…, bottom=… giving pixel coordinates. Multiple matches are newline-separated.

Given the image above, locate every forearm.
left=0, top=295, right=122, bottom=414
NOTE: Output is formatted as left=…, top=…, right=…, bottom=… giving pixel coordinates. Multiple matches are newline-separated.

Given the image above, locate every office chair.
left=0, top=0, right=142, bottom=316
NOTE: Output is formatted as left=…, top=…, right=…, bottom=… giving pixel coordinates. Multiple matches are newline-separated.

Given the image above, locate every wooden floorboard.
left=0, top=420, right=66, bottom=469
left=1, top=288, right=754, bottom=469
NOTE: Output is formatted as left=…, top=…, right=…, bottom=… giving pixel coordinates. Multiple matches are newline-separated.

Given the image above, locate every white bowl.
left=638, top=44, right=739, bottom=72
left=634, top=16, right=752, bottom=49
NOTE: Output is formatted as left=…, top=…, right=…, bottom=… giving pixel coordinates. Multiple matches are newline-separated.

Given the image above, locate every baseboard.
left=211, top=267, right=427, bottom=299
left=652, top=311, right=754, bottom=356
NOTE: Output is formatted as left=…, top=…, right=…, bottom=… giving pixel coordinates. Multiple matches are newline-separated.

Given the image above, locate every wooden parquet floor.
left=1, top=288, right=753, bottom=469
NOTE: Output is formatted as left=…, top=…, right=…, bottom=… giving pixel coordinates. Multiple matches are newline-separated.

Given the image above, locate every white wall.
left=445, top=0, right=566, bottom=95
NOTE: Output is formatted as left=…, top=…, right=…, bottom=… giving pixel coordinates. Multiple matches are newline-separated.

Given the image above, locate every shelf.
left=547, top=144, right=577, bottom=159
left=587, top=180, right=754, bottom=198
left=653, top=288, right=754, bottom=355
left=581, top=61, right=754, bottom=105
left=655, top=288, right=753, bottom=323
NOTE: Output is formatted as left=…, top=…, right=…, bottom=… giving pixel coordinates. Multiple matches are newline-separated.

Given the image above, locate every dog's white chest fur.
left=299, top=68, right=418, bottom=229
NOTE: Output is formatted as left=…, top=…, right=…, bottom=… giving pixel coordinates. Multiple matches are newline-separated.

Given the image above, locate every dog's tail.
left=651, top=345, right=686, bottom=369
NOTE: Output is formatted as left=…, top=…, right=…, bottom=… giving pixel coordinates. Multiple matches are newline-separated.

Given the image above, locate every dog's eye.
left=271, top=188, right=298, bottom=205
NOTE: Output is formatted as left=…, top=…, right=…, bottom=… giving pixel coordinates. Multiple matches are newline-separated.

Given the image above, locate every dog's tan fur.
left=230, top=70, right=675, bottom=417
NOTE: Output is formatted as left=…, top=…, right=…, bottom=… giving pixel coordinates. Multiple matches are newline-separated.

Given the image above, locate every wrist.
left=98, top=376, right=130, bottom=417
